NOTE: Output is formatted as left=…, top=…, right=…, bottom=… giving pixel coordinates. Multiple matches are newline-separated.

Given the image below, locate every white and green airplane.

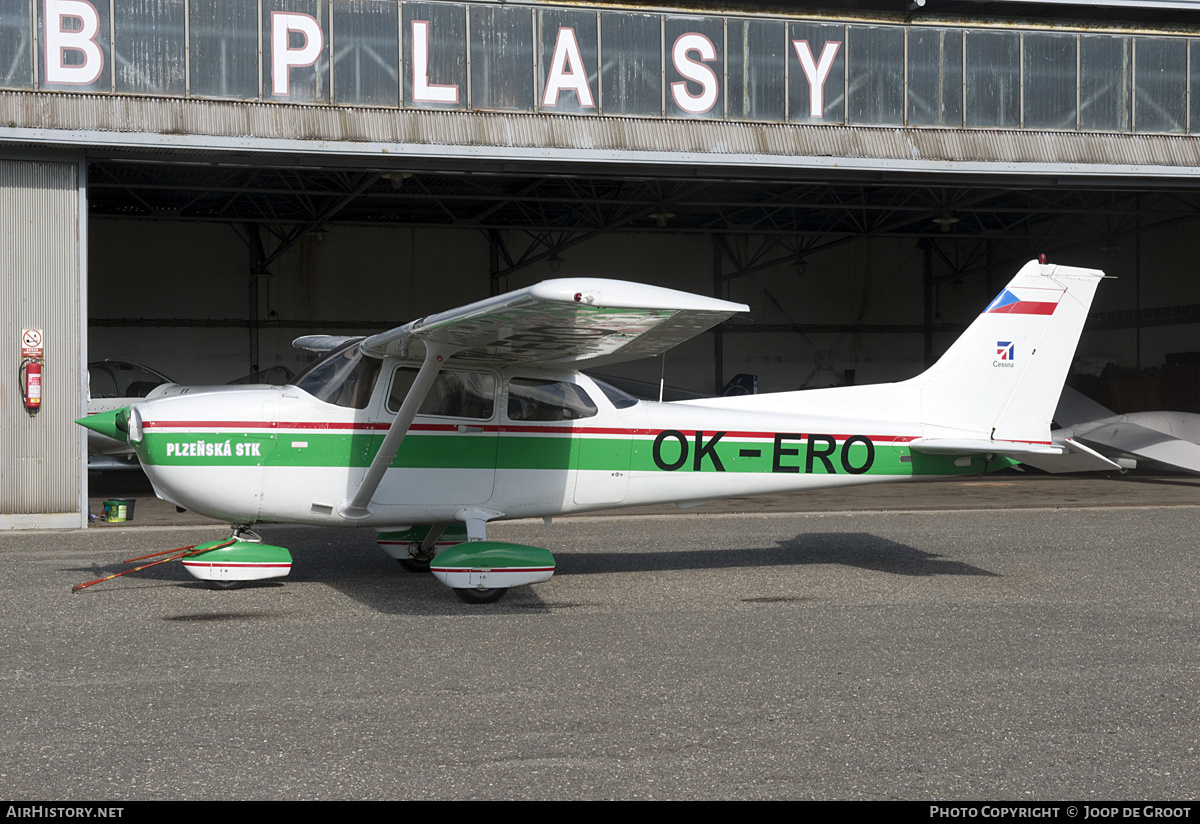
left=79, top=259, right=1110, bottom=602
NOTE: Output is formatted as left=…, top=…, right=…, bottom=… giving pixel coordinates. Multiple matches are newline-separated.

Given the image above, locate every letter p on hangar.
left=271, top=12, right=323, bottom=96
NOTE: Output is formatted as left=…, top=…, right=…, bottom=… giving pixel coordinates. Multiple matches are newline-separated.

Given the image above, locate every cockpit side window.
left=507, top=378, right=598, bottom=421
left=387, top=368, right=496, bottom=419
left=294, top=342, right=382, bottom=410
left=88, top=366, right=119, bottom=399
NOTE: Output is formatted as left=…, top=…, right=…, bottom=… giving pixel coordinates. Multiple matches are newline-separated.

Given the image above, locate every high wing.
left=1020, top=387, right=1200, bottom=475
left=1053, top=386, right=1118, bottom=428
left=1063, top=414, right=1200, bottom=475
left=330, top=278, right=747, bottom=520
left=356, top=279, right=748, bottom=368
left=293, top=335, right=361, bottom=353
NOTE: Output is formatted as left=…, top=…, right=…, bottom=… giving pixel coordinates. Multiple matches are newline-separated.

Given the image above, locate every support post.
left=489, top=230, right=502, bottom=297
left=1135, top=198, right=1142, bottom=371
left=922, top=238, right=934, bottom=368
left=712, top=236, right=724, bottom=394
left=245, top=223, right=267, bottom=375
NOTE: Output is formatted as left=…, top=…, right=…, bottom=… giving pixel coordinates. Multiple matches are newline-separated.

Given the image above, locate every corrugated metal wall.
left=5, top=91, right=1200, bottom=175
left=0, top=158, right=85, bottom=528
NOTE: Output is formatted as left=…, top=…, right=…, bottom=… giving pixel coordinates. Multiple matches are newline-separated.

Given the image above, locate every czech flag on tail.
left=984, top=286, right=1064, bottom=316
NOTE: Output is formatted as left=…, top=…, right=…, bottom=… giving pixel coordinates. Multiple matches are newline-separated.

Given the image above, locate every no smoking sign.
left=21, top=328, right=43, bottom=359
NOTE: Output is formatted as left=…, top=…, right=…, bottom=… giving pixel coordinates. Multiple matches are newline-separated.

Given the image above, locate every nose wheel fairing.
left=181, top=538, right=293, bottom=586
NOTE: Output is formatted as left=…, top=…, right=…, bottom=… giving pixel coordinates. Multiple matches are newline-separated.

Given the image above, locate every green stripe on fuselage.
left=138, top=429, right=1011, bottom=477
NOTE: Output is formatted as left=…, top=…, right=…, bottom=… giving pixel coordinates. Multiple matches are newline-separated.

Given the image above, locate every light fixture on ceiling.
left=932, top=213, right=959, bottom=233
left=548, top=253, right=563, bottom=273
left=381, top=172, right=413, bottom=190
left=649, top=210, right=675, bottom=228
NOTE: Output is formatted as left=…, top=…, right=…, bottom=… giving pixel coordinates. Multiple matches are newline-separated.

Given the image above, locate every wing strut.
left=338, top=342, right=459, bottom=520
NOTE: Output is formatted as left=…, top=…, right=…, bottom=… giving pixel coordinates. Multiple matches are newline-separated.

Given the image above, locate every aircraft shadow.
left=557, top=532, right=998, bottom=579
left=66, top=528, right=994, bottom=616
left=314, top=531, right=997, bottom=614
left=1110, top=473, right=1200, bottom=488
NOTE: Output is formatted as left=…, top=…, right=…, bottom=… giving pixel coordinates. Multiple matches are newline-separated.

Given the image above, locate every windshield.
left=589, top=376, right=640, bottom=409
left=88, top=361, right=172, bottom=398
left=294, top=341, right=382, bottom=409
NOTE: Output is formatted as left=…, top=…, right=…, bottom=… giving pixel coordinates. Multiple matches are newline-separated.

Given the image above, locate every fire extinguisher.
left=19, top=358, right=41, bottom=412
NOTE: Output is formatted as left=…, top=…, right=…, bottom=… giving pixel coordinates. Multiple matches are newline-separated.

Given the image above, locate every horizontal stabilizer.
left=1014, top=437, right=1123, bottom=473
left=909, top=438, right=1064, bottom=457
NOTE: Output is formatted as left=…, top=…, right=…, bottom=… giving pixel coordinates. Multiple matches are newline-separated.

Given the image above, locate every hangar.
left=3, top=0, right=1200, bottom=528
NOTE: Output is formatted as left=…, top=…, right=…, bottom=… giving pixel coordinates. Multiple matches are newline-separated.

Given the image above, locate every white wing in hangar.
left=315, top=279, right=747, bottom=520
left=355, top=279, right=748, bottom=368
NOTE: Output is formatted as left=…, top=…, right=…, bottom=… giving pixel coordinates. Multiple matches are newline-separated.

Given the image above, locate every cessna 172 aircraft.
left=79, top=259, right=1107, bottom=602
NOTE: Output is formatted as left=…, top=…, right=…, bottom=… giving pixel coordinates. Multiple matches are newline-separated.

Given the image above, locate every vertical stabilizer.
left=914, top=260, right=1103, bottom=445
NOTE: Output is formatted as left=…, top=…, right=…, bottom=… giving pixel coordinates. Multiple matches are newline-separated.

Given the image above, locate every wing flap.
left=360, top=278, right=747, bottom=367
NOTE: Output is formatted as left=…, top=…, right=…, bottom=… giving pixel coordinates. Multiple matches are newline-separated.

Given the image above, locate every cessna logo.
left=652, top=430, right=875, bottom=475
left=995, top=340, right=1015, bottom=367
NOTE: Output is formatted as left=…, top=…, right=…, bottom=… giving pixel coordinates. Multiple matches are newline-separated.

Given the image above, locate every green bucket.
left=101, top=499, right=135, bottom=523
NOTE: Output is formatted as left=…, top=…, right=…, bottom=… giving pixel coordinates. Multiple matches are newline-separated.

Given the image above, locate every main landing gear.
left=453, top=587, right=508, bottom=604
left=377, top=517, right=556, bottom=605
left=377, top=524, right=465, bottom=573
left=188, top=520, right=555, bottom=604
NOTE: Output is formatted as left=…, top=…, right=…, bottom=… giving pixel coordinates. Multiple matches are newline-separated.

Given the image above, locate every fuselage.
left=124, top=357, right=1001, bottom=528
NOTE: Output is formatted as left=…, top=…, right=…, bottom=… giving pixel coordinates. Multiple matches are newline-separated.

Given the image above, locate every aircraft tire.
left=454, top=587, right=508, bottom=604
left=204, top=580, right=242, bottom=591
left=397, top=558, right=432, bottom=573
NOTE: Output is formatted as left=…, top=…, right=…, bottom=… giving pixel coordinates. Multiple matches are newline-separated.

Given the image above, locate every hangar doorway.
left=86, top=156, right=1200, bottom=413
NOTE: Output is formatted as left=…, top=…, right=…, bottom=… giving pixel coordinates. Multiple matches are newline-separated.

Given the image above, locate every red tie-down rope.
left=71, top=538, right=236, bottom=592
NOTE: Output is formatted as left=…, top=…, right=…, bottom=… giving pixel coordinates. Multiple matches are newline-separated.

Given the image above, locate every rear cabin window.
left=387, top=368, right=496, bottom=419
left=294, top=342, right=381, bottom=410
left=507, top=378, right=598, bottom=421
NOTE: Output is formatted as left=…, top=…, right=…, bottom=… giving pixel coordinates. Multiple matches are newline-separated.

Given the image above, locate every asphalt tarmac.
left=4, top=472, right=1200, bottom=800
